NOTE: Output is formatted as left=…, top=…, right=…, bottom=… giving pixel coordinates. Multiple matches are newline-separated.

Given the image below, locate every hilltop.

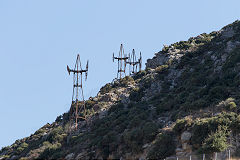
left=1, top=20, right=240, bottom=159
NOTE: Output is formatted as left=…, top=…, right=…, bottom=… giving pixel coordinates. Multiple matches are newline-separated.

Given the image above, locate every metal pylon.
left=113, top=44, right=129, bottom=79
left=127, top=49, right=142, bottom=75
left=67, top=54, right=89, bottom=129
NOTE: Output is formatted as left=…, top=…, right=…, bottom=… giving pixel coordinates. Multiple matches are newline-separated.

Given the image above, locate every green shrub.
left=47, top=126, right=65, bottom=143
left=123, top=121, right=157, bottom=153
left=129, top=87, right=144, bottom=102
left=100, top=83, right=112, bottom=94
left=43, top=141, right=51, bottom=147
left=108, top=103, right=124, bottom=114
left=20, top=142, right=28, bottom=148
left=155, top=65, right=168, bottom=74
left=34, top=128, right=47, bottom=135
left=119, top=76, right=134, bottom=87
left=226, top=102, right=237, bottom=111
left=208, top=86, right=228, bottom=101
left=97, top=131, right=119, bottom=158
left=85, top=100, right=96, bottom=109
left=142, top=122, right=158, bottom=143
left=17, top=147, right=24, bottom=153
left=16, top=142, right=28, bottom=154
left=192, top=112, right=237, bottom=148
left=38, top=142, right=62, bottom=159
left=231, top=115, right=240, bottom=133
left=123, top=128, right=143, bottom=153
left=173, top=118, right=192, bottom=135
left=147, top=132, right=176, bottom=159
left=140, top=75, right=154, bottom=89
left=172, top=40, right=193, bottom=50
left=133, top=70, right=146, bottom=80
left=200, top=126, right=229, bottom=153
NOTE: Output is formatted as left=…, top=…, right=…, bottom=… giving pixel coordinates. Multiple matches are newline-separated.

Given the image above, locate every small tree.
left=201, top=126, right=229, bottom=153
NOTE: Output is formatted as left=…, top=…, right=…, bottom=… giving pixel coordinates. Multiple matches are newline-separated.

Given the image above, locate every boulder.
left=181, top=131, right=192, bottom=143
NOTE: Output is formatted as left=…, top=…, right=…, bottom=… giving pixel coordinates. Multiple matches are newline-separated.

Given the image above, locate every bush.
left=21, top=142, right=28, bottom=148
left=85, top=100, right=96, bottom=109
left=100, top=83, right=112, bottom=94
left=108, top=103, right=124, bottom=114
left=97, top=131, right=119, bottom=157
left=147, top=132, right=176, bottom=159
left=140, top=75, right=154, bottom=89
left=208, top=86, right=228, bottom=101
left=155, top=65, right=168, bottom=74
left=16, top=142, right=28, bottom=154
left=133, top=70, right=146, bottom=80
left=123, top=128, right=143, bottom=153
left=191, top=112, right=237, bottom=149
left=200, top=126, right=229, bottom=153
left=34, top=127, right=47, bottom=135
left=173, top=118, right=192, bottom=135
left=38, top=142, right=62, bottom=159
left=17, top=147, right=24, bottom=153
left=119, top=76, right=134, bottom=87
left=142, top=122, right=158, bottom=143
left=129, top=87, right=144, bottom=102
left=227, top=102, right=237, bottom=111
left=47, top=126, right=65, bottom=143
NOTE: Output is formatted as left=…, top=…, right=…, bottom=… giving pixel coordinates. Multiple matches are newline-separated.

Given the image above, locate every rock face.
left=146, top=48, right=183, bottom=69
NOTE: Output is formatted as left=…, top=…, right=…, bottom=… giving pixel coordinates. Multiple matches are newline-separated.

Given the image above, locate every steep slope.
left=1, top=20, right=240, bottom=159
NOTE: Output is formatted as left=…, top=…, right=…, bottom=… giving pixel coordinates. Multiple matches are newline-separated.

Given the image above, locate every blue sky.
left=0, top=0, right=239, bottom=148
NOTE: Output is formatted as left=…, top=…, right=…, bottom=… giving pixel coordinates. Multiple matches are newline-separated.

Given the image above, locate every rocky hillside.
left=1, top=20, right=240, bottom=160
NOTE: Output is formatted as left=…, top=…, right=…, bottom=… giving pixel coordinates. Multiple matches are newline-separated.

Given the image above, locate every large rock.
left=181, top=131, right=192, bottom=143
left=146, top=48, right=182, bottom=69
left=146, top=52, right=169, bottom=69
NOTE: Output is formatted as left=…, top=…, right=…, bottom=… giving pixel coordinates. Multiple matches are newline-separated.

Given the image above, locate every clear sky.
left=0, top=0, right=239, bottom=148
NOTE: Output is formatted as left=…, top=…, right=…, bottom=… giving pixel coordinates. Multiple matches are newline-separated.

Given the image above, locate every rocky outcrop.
left=175, top=131, right=192, bottom=156
left=146, top=48, right=183, bottom=69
